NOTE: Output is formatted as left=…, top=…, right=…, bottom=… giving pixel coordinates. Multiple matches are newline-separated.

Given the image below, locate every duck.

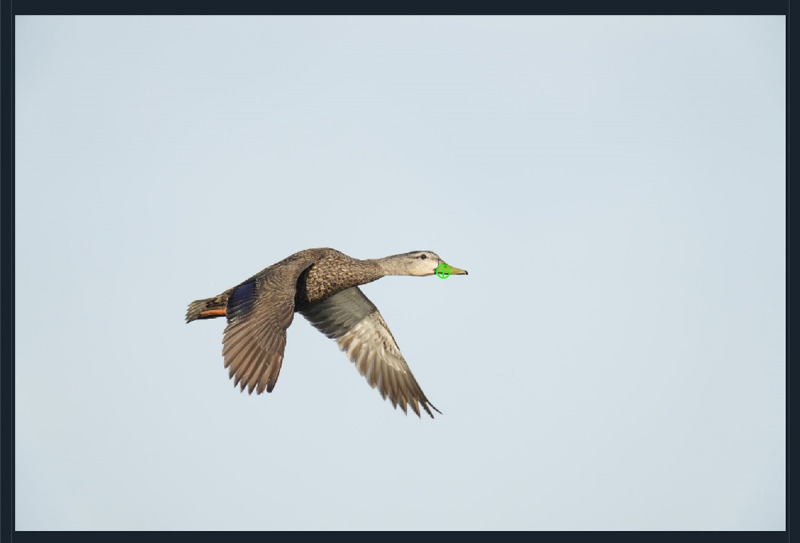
left=186, top=248, right=468, bottom=418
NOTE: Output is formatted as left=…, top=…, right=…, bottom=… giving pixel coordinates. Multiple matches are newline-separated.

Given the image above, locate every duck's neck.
left=365, top=254, right=410, bottom=277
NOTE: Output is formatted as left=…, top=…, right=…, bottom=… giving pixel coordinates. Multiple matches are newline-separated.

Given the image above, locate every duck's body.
left=187, top=249, right=377, bottom=318
left=186, top=248, right=467, bottom=418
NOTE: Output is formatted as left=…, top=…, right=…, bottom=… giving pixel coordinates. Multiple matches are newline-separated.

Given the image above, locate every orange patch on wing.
left=199, top=308, right=227, bottom=317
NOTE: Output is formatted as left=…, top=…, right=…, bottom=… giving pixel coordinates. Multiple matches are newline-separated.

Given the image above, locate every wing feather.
left=300, top=287, right=440, bottom=418
left=221, top=256, right=316, bottom=395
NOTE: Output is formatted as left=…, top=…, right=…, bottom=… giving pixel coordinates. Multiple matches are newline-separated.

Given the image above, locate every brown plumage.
left=186, top=248, right=468, bottom=418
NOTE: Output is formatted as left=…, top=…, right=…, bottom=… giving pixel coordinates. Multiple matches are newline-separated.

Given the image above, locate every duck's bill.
left=447, top=265, right=468, bottom=275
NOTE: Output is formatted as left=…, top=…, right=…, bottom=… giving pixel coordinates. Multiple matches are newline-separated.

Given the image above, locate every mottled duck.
left=186, top=248, right=468, bottom=418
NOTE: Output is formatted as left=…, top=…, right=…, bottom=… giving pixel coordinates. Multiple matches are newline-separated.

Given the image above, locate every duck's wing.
left=222, top=255, right=317, bottom=394
left=300, top=286, right=440, bottom=418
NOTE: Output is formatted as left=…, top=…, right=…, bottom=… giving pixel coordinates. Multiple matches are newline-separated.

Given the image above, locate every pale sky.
left=15, top=15, right=785, bottom=530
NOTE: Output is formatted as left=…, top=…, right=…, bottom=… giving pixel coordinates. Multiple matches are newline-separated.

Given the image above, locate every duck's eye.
left=420, top=254, right=427, bottom=260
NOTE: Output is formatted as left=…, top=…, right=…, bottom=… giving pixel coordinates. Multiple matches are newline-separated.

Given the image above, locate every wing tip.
left=396, top=398, right=442, bottom=419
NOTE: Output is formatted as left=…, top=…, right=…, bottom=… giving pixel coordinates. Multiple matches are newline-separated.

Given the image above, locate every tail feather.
left=186, top=294, right=229, bottom=323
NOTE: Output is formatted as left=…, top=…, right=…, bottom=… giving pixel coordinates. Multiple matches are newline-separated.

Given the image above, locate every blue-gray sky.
left=15, top=16, right=784, bottom=530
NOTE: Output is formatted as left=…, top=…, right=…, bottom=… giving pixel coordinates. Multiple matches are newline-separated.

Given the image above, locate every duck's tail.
left=186, top=293, right=229, bottom=323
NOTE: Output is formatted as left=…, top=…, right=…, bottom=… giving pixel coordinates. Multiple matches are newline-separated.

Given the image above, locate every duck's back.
left=293, top=249, right=382, bottom=310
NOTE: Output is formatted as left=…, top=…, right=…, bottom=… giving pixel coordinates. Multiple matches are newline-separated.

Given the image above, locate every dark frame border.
left=1, top=1, right=791, bottom=541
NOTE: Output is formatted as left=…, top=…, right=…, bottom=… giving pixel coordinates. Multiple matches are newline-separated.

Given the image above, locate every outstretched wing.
left=222, top=256, right=316, bottom=394
left=300, top=287, right=440, bottom=418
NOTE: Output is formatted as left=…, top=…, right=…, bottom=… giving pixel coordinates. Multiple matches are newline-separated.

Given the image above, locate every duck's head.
left=379, top=251, right=469, bottom=277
